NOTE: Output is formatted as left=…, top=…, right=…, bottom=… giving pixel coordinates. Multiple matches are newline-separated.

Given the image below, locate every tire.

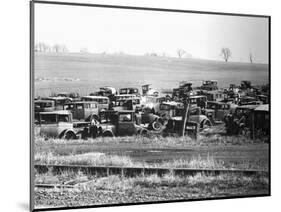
left=102, top=131, right=114, bottom=137
left=151, top=121, right=162, bottom=131
left=64, top=131, right=76, bottom=140
left=139, top=128, right=148, bottom=136
left=201, top=119, right=211, bottom=129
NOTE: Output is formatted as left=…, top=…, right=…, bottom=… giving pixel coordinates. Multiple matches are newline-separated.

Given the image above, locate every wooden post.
left=252, top=112, right=255, bottom=140
left=181, top=100, right=190, bottom=137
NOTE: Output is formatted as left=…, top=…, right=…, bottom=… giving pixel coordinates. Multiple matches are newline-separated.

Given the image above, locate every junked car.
left=81, top=96, right=109, bottom=112
left=98, top=110, right=148, bottom=137
left=63, top=101, right=99, bottom=121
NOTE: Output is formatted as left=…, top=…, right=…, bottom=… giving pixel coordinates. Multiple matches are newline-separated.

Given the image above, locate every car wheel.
left=103, top=131, right=114, bottom=137
left=64, top=131, right=76, bottom=140
left=152, top=121, right=162, bottom=131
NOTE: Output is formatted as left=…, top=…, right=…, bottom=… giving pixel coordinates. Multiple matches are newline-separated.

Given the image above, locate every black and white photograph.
left=31, top=1, right=270, bottom=211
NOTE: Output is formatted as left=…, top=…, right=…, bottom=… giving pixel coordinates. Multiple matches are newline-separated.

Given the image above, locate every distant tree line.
left=35, top=42, right=68, bottom=53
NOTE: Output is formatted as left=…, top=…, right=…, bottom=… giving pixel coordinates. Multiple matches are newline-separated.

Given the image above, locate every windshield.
left=119, top=113, right=132, bottom=122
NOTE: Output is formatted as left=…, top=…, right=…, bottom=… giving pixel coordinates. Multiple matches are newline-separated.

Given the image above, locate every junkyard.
left=33, top=52, right=269, bottom=209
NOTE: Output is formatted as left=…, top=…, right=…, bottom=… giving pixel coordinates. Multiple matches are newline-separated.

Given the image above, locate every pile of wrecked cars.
left=35, top=80, right=269, bottom=139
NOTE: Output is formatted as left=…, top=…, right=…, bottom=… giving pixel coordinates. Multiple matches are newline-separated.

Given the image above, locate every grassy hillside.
left=34, top=52, right=269, bottom=97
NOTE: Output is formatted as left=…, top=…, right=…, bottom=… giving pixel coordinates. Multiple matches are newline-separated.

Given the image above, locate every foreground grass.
left=34, top=171, right=269, bottom=208
left=35, top=152, right=267, bottom=170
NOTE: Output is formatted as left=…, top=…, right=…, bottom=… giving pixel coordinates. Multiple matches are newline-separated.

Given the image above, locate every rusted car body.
left=38, top=110, right=77, bottom=139
left=112, top=94, right=141, bottom=112
left=204, top=90, right=227, bottom=102
left=205, top=101, right=235, bottom=123
left=253, top=104, right=269, bottom=136
left=81, top=96, right=109, bottom=111
left=119, top=87, right=139, bottom=95
left=172, top=82, right=193, bottom=100
left=156, top=101, right=183, bottom=120
left=140, top=95, right=167, bottom=114
left=224, top=105, right=259, bottom=135
left=98, top=110, right=147, bottom=136
left=34, top=100, right=55, bottom=121
left=238, top=96, right=262, bottom=106
left=200, top=80, right=218, bottom=91
left=63, top=101, right=99, bottom=121
left=188, top=95, right=207, bottom=108
left=42, top=96, right=72, bottom=110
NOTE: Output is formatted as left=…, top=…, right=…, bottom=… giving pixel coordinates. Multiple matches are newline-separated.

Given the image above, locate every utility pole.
left=181, top=97, right=190, bottom=137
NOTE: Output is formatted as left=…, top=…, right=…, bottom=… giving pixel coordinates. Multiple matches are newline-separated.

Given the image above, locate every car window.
left=58, top=114, right=70, bottom=122
left=119, top=114, right=132, bottom=122
left=40, top=114, right=57, bottom=124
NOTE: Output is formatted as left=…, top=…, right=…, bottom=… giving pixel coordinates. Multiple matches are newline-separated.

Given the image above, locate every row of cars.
left=35, top=81, right=269, bottom=139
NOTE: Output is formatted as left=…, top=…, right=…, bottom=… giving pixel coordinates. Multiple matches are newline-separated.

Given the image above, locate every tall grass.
left=35, top=152, right=266, bottom=170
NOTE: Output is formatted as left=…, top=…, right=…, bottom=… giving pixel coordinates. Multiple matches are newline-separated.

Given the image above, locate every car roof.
left=207, top=101, right=229, bottom=105
left=40, top=110, right=71, bottom=115
left=82, top=95, right=109, bottom=99
left=189, top=95, right=206, bottom=98
left=116, top=94, right=138, bottom=97
left=65, top=101, right=98, bottom=104
left=206, top=90, right=224, bottom=94
left=118, top=110, right=135, bottom=113
left=44, top=96, right=71, bottom=100
left=237, top=105, right=259, bottom=109
left=35, top=100, right=54, bottom=103
left=162, top=101, right=180, bottom=106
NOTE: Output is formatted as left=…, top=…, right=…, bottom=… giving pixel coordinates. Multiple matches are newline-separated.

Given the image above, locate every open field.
left=34, top=52, right=269, bottom=97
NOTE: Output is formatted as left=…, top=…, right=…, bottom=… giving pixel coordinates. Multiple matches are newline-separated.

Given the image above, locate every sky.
left=34, top=3, right=269, bottom=63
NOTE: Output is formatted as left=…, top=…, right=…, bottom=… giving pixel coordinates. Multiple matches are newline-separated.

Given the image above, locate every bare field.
left=34, top=52, right=269, bottom=97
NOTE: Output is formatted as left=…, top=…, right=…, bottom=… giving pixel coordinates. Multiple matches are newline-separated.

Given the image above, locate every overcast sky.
left=34, top=3, right=269, bottom=63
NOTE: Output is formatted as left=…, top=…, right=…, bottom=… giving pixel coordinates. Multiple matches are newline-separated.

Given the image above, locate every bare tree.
left=177, top=49, right=186, bottom=58
left=221, top=48, right=231, bottom=62
left=249, top=52, right=253, bottom=63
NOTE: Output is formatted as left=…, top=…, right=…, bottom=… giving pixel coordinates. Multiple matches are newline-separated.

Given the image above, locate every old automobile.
left=172, top=82, right=193, bottom=100
left=224, top=104, right=259, bottom=136
left=156, top=101, right=183, bottom=120
left=42, top=96, right=72, bottom=110
left=112, top=94, right=141, bottom=112
left=119, top=87, right=139, bottom=96
left=253, top=104, right=269, bottom=137
left=81, top=96, right=109, bottom=111
left=188, top=95, right=207, bottom=109
left=200, top=80, right=218, bottom=91
left=38, top=110, right=99, bottom=139
left=156, top=102, right=212, bottom=129
left=203, top=90, right=227, bottom=102
left=34, top=100, right=55, bottom=121
left=63, top=101, right=99, bottom=121
left=205, top=101, right=236, bottom=124
left=140, top=95, right=167, bottom=114
left=238, top=96, right=262, bottom=106
left=98, top=110, right=148, bottom=137
left=38, top=110, right=78, bottom=139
